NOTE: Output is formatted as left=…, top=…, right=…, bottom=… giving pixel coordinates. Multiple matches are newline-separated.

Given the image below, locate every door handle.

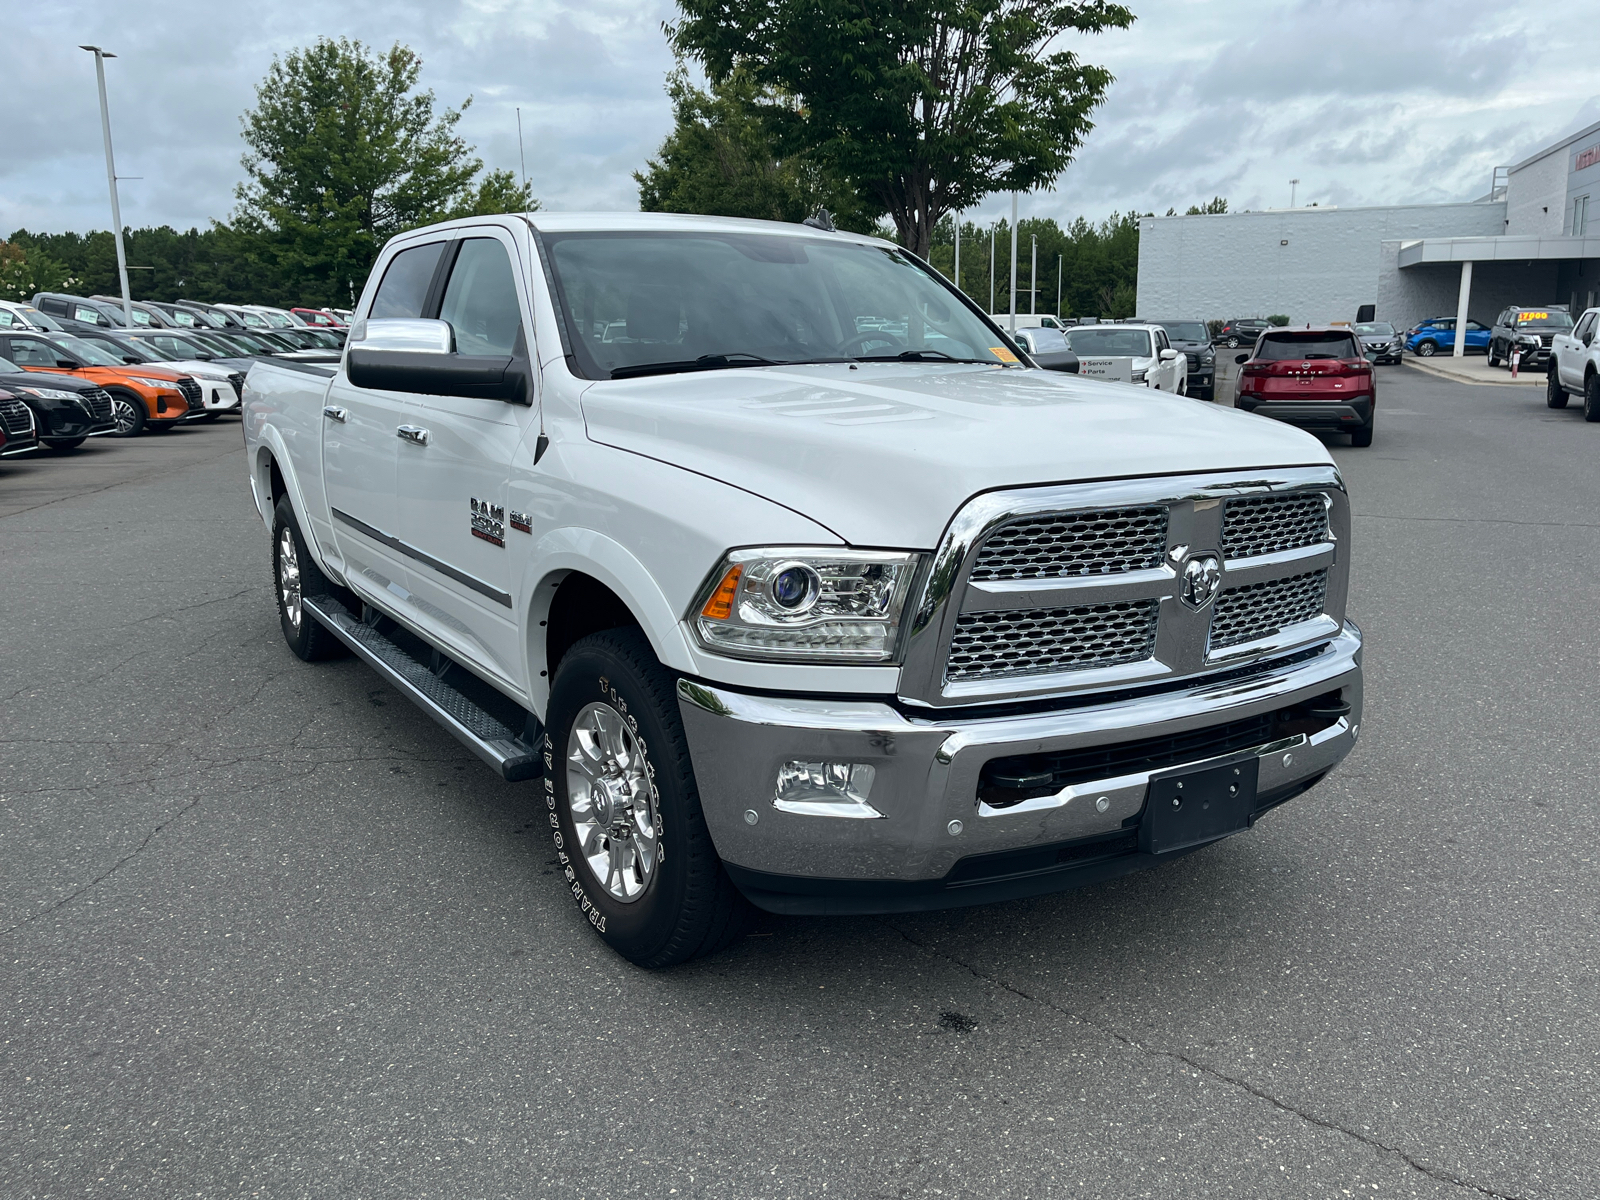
left=396, top=425, right=430, bottom=446
left=322, top=405, right=348, bottom=422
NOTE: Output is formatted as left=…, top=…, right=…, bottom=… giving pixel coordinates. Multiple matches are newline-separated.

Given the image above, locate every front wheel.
left=1547, top=370, right=1569, bottom=409
left=44, top=437, right=86, bottom=452
left=1417, top=340, right=1437, bottom=357
left=106, top=389, right=146, bottom=437
left=1487, top=346, right=1500, bottom=367
left=1585, top=374, right=1600, bottom=423
left=546, top=628, right=751, bottom=967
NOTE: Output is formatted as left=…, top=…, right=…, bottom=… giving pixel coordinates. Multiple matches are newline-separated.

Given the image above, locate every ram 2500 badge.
left=242, top=213, right=1364, bottom=967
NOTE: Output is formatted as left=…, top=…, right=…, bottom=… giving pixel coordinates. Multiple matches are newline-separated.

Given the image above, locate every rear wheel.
left=272, top=497, right=347, bottom=662
left=1226, top=336, right=1240, bottom=348
left=107, top=389, right=146, bottom=437
left=546, top=628, right=751, bottom=967
left=1417, top=340, right=1438, bottom=357
left=1350, top=414, right=1374, bottom=447
left=1585, top=373, right=1600, bottom=423
left=1547, top=369, right=1569, bottom=409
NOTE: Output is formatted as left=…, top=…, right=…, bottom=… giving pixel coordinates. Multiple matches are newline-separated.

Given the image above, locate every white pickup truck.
left=243, top=212, right=1364, bottom=966
left=1547, top=306, right=1600, bottom=420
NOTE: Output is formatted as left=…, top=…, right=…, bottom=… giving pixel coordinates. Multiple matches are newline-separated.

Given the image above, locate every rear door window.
left=369, top=242, right=446, bottom=320
left=8, top=336, right=68, bottom=366
left=436, top=238, right=525, bottom=357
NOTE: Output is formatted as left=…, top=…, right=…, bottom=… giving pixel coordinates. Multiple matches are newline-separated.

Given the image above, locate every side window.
left=0, top=311, right=14, bottom=327
left=74, top=305, right=103, bottom=325
left=10, top=337, right=62, bottom=366
left=437, top=237, right=525, bottom=357
left=39, top=297, right=69, bottom=317
left=369, top=242, right=445, bottom=320
left=1574, top=311, right=1596, bottom=344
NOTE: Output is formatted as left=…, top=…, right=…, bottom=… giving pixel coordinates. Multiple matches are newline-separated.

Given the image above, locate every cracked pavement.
left=2, top=372, right=1597, bottom=1198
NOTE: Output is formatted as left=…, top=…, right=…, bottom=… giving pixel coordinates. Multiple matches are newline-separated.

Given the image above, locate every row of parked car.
left=1393, top=307, right=1576, bottom=369
left=0, top=294, right=346, bottom=457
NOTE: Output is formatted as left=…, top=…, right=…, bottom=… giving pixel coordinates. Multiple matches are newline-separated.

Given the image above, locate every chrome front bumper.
left=678, top=625, right=1362, bottom=911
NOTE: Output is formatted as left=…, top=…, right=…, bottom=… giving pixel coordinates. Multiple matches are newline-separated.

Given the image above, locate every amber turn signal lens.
left=701, top=564, right=742, bottom=620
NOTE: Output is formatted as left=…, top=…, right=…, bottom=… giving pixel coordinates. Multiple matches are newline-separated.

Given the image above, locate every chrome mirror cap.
left=353, top=318, right=453, bottom=354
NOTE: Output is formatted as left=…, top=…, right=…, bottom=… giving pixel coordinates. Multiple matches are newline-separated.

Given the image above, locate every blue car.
left=1406, top=317, right=1489, bottom=357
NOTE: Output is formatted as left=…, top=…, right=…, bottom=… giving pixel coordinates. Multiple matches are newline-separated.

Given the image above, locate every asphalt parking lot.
left=3, top=366, right=1598, bottom=1199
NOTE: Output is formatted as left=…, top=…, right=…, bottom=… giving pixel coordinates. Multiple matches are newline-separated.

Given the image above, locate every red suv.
left=1232, top=326, right=1376, bottom=447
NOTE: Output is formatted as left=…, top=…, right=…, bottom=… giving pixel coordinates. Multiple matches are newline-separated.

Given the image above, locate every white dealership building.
left=1135, top=119, right=1600, bottom=345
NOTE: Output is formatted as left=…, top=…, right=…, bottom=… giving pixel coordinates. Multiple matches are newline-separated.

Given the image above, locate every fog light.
left=774, top=760, right=881, bottom=819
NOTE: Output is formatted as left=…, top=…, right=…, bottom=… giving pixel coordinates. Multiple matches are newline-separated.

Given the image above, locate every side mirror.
left=1159, top=348, right=1178, bottom=361
left=1234, top=353, right=1250, bottom=365
left=123, top=356, right=141, bottom=364
left=346, top=317, right=529, bottom=404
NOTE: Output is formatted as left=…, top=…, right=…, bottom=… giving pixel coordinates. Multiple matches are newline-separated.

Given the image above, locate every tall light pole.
left=1289, top=178, right=1299, bottom=208
left=1008, top=192, right=1018, bottom=333
left=979, top=222, right=992, bottom=312
left=1030, top=235, right=1037, bottom=316
left=953, top=213, right=961, bottom=295
left=81, top=46, right=133, bottom=326
left=1056, top=253, right=1063, bottom=318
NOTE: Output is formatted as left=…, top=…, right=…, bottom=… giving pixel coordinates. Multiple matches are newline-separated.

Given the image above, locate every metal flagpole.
left=989, top=225, right=996, bottom=315
left=81, top=46, right=132, bottom=326
left=1030, top=235, right=1037, bottom=316
left=953, top=214, right=960, bottom=294
left=1008, top=193, right=1018, bottom=333
left=1057, top=254, right=1063, bottom=318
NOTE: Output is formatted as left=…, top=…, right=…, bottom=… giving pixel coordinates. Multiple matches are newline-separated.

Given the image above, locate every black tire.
left=43, top=437, right=87, bottom=452
left=149, top=420, right=176, bottom=435
left=1586, top=374, right=1600, bottom=423
left=271, top=496, right=347, bottom=662
left=106, top=388, right=146, bottom=437
left=1547, top=369, right=1569, bottom=409
left=191, top=411, right=221, bottom=424
left=1487, top=346, right=1500, bottom=367
left=545, top=628, right=751, bottom=967
left=1350, top=414, right=1374, bottom=447
left=1226, top=336, right=1240, bottom=348
left=1197, top=387, right=1215, bottom=402
left=1417, top=340, right=1438, bottom=357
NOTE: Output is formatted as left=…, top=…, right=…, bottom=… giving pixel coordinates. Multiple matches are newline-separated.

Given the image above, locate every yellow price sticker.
left=1516, top=312, right=1550, bottom=323
left=989, top=346, right=1019, bottom=363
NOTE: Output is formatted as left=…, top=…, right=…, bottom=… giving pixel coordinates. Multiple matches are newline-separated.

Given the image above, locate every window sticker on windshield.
left=988, top=346, right=1019, bottom=363
left=1517, top=312, right=1550, bottom=323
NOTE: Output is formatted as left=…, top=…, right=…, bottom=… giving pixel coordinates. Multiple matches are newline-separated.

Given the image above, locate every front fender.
left=521, top=528, right=699, bottom=716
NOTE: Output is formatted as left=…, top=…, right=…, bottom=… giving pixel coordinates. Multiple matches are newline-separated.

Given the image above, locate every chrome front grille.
left=79, top=386, right=113, bottom=421
left=0, top=396, right=34, bottom=436
left=905, top=468, right=1351, bottom=706
left=970, top=506, right=1167, bottom=581
left=947, top=599, right=1160, bottom=681
left=176, top=377, right=203, bottom=408
left=1221, top=493, right=1328, bottom=560
left=1208, top=569, right=1328, bottom=651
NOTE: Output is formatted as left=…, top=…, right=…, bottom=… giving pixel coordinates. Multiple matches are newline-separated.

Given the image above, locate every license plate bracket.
left=1140, top=756, right=1260, bottom=856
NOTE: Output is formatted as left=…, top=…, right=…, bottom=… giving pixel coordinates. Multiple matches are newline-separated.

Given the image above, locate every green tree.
left=1186, top=196, right=1228, bottom=215
left=235, top=37, right=536, bottom=307
left=0, top=239, right=72, bottom=303
left=636, top=68, right=879, bottom=232
left=668, top=0, right=1134, bottom=257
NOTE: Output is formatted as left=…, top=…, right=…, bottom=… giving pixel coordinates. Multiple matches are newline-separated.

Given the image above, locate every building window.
left=1576, top=195, right=1590, bottom=237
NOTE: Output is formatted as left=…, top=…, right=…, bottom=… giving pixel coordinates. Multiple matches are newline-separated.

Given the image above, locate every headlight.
left=1131, top=369, right=1148, bottom=383
left=691, top=548, right=922, bottom=663
left=18, top=386, right=80, bottom=400
left=1200, top=350, right=1215, bottom=364
left=126, top=376, right=175, bottom=390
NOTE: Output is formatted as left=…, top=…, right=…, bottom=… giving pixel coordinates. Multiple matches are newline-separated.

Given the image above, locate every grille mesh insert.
left=1221, top=493, right=1328, bottom=560
left=79, top=387, right=112, bottom=421
left=0, top=397, right=33, bottom=436
left=970, top=506, right=1168, bottom=581
left=947, top=599, right=1159, bottom=681
left=1208, top=569, right=1327, bottom=651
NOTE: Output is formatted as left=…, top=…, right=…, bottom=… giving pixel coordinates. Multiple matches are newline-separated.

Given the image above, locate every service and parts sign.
left=1077, top=357, right=1134, bottom=382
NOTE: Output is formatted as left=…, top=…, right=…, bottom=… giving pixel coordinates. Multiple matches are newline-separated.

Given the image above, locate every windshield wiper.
left=610, top=353, right=778, bottom=380
left=854, top=349, right=993, bottom=364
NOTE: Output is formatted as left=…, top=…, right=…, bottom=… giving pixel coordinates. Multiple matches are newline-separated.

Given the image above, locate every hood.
left=0, top=369, right=99, bottom=395
left=581, top=363, right=1333, bottom=547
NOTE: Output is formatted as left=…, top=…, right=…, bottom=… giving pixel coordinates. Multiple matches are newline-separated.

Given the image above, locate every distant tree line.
left=2, top=38, right=533, bottom=310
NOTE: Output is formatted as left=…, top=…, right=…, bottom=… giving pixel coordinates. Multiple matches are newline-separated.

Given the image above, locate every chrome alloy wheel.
left=110, top=394, right=139, bottom=434
left=277, top=524, right=302, bottom=631
left=566, top=701, right=660, bottom=903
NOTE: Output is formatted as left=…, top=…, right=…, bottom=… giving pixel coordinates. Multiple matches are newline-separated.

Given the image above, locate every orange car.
left=0, top=330, right=196, bottom=436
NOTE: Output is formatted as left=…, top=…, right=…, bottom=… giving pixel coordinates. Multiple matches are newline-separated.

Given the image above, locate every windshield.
left=543, top=231, right=1013, bottom=379
left=1025, top=327, right=1070, bottom=353
left=1255, top=332, right=1361, bottom=360
left=51, top=334, right=129, bottom=367
left=0, top=355, right=21, bottom=372
left=1155, top=321, right=1207, bottom=342
left=1065, top=328, right=1152, bottom=357
left=1355, top=323, right=1394, bottom=336
left=1513, top=310, right=1573, bottom=329
left=124, top=338, right=180, bottom=361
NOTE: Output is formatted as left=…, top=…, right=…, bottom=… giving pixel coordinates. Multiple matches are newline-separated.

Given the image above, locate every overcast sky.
left=4, top=0, right=1598, bottom=238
